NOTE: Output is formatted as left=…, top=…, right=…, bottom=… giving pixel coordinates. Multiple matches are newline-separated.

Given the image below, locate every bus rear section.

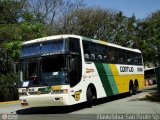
left=145, top=68, right=157, bottom=85
left=82, top=38, right=144, bottom=100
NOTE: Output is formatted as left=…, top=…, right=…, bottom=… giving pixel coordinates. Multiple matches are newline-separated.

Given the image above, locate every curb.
left=146, top=93, right=160, bottom=101
left=0, top=100, right=19, bottom=105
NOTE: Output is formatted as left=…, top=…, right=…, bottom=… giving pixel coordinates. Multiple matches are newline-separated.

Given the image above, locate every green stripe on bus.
left=95, top=63, right=113, bottom=96
left=103, top=64, right=119, bottom=94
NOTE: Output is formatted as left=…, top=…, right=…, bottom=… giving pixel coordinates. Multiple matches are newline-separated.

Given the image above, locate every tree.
left=0, top=0, right=25, bottom=24
left=54, top=7, right=117, bottom=39
left=137, top=10, right=160, bottom=66
left=24, top=0, right=85, bottom=25
left=0, top=41, right=21, bottom=74
left=54, top=7, right=138, bottom=48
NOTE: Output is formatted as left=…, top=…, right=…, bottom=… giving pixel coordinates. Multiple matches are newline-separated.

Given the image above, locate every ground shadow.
left=16, top=92, right=134, bottom=114
left=94, top=92, right=130, bottom=106
left=16, top=103, right=86, bottom=114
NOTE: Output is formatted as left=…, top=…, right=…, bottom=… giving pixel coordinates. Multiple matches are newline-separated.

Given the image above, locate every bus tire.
left=129, top=86, right=134, bottom=96
left=86, top=87, right=93, bottom=107
left=129, top=81, right=134, bottom=96
left=133, top=84, right=138, bottom=95
left=133, top=81, right=138, bottom=95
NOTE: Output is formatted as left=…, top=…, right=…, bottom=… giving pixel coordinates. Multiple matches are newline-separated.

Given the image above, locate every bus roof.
left=22, top=34, right=81, bottom=45
left=81, top=36, right=141, bottom=53
left=22, top=34, right=141, bottom=53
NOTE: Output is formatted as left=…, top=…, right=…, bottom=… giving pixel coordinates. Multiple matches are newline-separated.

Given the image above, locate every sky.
left=86, top=0, right=160, bottom=19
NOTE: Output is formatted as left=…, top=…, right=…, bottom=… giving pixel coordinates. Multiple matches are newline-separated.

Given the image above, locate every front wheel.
left=86, top=87, right=93, bottom=107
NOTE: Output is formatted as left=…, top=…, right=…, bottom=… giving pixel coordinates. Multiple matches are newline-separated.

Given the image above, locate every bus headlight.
left=20, top=99, right=29, bottom=106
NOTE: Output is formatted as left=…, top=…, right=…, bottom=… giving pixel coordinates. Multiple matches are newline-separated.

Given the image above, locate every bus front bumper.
left=19, top=94, right=69, bottom=107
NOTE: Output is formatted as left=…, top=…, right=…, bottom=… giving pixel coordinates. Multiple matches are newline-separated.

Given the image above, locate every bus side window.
left=90, top=43, right=97, bottom=60
left=83, top=41, right=90, bottom=60
left=110, top=56, right=115, bottom=61
left=104, top=55, right=107, bottom=60
left=133, top=57, right=138, bottom=65
left=138, top=54, right=142, bottom=65
left=97, top=44, right=105, bottom=61
left=69, top=38, right=82, bottom=87
left=91, top=54, right=95, bottom=59
left=118, top=50, right=123, bottom=64
left=118, top=57, right=123, bottom=63
left=108, top=47, right=115, bottom=63
left=84, top=54, right=90, bottom=59
left=123, top=51, right=127, bottom=64
left=127, top=58, right=132, bottom=64
left=98, top=55, right=102, bottom=60
left=68, top=38, right=81, bottom=54
left=114, top=48, right=119, bottom=63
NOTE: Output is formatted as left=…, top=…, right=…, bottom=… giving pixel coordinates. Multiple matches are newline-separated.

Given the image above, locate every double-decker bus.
left=18, top=35, right=144, bottom=107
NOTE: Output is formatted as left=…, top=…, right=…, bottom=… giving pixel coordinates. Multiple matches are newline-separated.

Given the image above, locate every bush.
left=0, top=74, right=19, bottom=102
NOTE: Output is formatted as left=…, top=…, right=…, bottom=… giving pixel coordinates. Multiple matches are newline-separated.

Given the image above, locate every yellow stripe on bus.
left=98, top=41, right=107, bottom=45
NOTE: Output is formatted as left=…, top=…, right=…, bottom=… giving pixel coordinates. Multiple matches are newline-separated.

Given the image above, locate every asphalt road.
left=0, top=85, right=159, bottom=120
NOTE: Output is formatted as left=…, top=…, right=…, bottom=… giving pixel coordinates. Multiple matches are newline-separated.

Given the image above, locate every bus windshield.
left=21, top=39, right=65, bottom=57
left=21, top=55, right=68, bottom=87
left=41, top=55, right=68, bottom=86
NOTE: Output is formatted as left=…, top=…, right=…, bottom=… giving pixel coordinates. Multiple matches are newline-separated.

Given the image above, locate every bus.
left=145, top=68, right=157, bottom=85
left=18, top=35, right=144, bottom=107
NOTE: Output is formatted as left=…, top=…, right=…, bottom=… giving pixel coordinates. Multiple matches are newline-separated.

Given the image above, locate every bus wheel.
left=133, top=84, right=138, bottom=95
left=129, top=86, right=133, bottom=96
left=86, top=87, right=93, bottom=107
left=129, top=82, right=134, bottom=96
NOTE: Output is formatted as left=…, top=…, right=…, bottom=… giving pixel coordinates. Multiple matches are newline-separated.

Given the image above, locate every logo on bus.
left=120, top=66, right=134, bottom=72
left=72, top=90, right=82, bottom=101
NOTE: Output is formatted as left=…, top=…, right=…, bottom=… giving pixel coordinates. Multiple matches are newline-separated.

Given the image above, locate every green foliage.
left=0, top=0, right=160, bottom=69
left=0, top=74, right=19, bottom=101
left=2, top=41, right=22, bottom=60
left=55, top=8, right=138, bottom=48
left=56, top=8, right=160, bottom=66
left=0, top=24, right=22, bottom=43
left=22, top=12, right=35, bottom=22
left=55, top=7, right=116, bottom=39
left=20, top=22, right=47, bottom=40
left=0, top=0, right=25, bottom=24
left=137, top=10, right=160, bottom=66
left=0, top=0, right=160, bottom=102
